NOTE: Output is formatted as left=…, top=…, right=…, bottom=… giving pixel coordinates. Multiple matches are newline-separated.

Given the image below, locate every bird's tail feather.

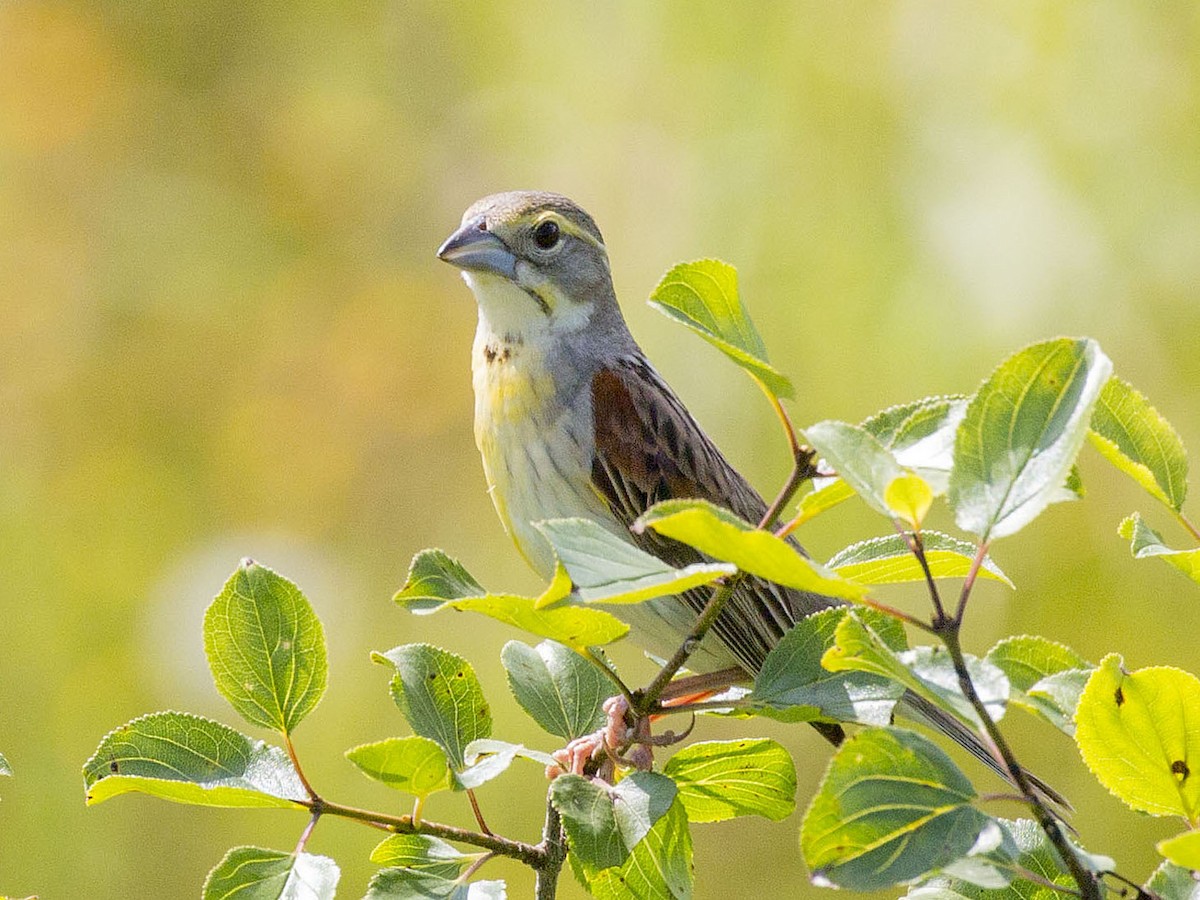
left=899, top=691, right=1070, bottom=811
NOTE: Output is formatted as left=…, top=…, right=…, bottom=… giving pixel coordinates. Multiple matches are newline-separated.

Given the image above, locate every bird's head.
left=437, top=192, right=621, bottom=338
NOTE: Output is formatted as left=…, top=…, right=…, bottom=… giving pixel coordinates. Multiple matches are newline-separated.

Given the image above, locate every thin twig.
left=936, top=624, right=1100, bottom=900
left=1177, top=511, right=1200, bottom=544
left=459, top=852, right=495, bottom=883
left=635, top=578, right=741, bottom=716
left=952, top=541, right=989, bottom=624
left=762, top=385, right=802, bottom=459
left=313, top=799, right=544, bottom=866
left=860, top=596, right=937, bottom=633
left=897, top=525, right=947, bottom=625
left=284, top=733, right=319, bottom=803
left=760, top=445, right=820, bottom=531
left=292, top=809, right=321, bottom=857
left=584, top=647, right=637, bottom=709
left=535, top=794, right=568, bottom=900
left=466, top=788, right=491, bottom=835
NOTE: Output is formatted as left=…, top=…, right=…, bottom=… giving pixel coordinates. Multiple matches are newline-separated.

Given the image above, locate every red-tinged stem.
left=284, top=733, right=319, bottom=803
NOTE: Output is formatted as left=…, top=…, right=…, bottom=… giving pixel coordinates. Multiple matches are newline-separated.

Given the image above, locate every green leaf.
left=1146, top=860, right=1200, bottom=900
left=865, top=395, right=970, bottom=493
left=904, top=818, right=1089, bottom=900
left=985, top=636, right=1092, bottom=734
left=536, top=518, right=734, bottom=605
left=344, top=736, right=452, bottom=799
left=752, top=608, right=907, bottom=726
left=663, top=739, right=796, bottom=822
left=800, top=397, right=969, bottom=524
left=584, top=798, right=693, bottom=900
left=204, top=559, right=327, bottom=734
left=648, top=258, right=793, bottom=398
left=886, top=472, right=935, bottom=528
left=1075, top=654, right=1200, bottom=820
left=1159, top=831, right=1200, bottom=870
left=369, top=835, right=480, bottom=876
left=394, top=549, right=486, bottom=612
left=393, top=551, right=630, bottom=649
left=802, top=727, right=990, bottom=891
left=374, top=645, right=491, bottom=771
left=365, top=869, right=505, bottom=900
left=450, top=594, right=630, bottom=649
left=550, top=771, right=678, bottom=871
left=1119, top=513, right=1200, bottom=586
left=83, top=711, right=306, bottom=808
left=828, top=532, right=1012, bottom=588
left=455, top=739, right=557, bottom=790
left=203, top=846, right=339, bottom=900
left=949, top=338, right=1112, bottom=540
left=793, top=478, right=856, bottom=527
left=823, top=614, right=1009, bottom=731
left=1090, top=376, right=1188, bottom=512
left=0, top=752, right=10, bottom=777
left=636, top=499, right=867, bottom=601
left=805, top=420, right=905, bottom=518
left=501, top=640, right=606, bottom=741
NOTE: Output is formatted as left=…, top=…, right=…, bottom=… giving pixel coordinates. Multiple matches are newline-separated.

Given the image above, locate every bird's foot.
left=547, top=694, right=698, bottom=780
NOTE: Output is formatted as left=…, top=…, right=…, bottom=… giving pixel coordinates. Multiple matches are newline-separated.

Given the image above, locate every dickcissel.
left=436, top=191, right=1053, bottom=796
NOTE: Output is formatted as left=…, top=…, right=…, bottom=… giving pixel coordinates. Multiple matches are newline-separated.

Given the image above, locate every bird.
left=436, top=190, right=1055, bottom=796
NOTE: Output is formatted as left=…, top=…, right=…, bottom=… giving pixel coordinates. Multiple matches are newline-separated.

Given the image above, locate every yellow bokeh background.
left=1, top=2, right=1199, bottom=897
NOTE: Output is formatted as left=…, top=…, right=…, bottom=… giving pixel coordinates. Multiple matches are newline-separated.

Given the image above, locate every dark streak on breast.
left=522, top=286, right=552, bottom=316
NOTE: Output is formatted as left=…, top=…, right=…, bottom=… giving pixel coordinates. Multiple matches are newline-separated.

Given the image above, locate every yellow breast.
left=472, top=336, right=613, bottom=579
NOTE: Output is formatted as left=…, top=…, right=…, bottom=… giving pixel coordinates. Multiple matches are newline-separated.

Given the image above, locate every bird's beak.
left=436, top=216, right=518, bottom=281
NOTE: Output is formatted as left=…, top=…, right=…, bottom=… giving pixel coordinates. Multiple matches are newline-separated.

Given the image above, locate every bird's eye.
left=533, top=219, right=560, bottom=250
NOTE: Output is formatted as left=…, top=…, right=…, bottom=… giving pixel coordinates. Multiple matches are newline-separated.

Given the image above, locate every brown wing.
left=590, top=354, right=839, bottom=673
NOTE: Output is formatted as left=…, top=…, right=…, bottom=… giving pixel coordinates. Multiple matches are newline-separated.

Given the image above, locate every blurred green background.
left=2, top=2, right=1199, bottom=897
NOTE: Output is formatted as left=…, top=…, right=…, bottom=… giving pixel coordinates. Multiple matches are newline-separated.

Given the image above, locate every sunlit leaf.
left=823, top=614, right=1009, bottom=730
left=1119, top=513, right=1200, bottom=586
left=344, top=736, right=452, bottom=799
left=1090, top=376, right=1188, bottom=512
left=1159, top=831, right=1200, bottom=870
left=648, top=258, right=793, bottom=398
left=1075, top=654, right=1200, bottom=819
left=501, top=640, right=606, bottom=741
left=394, top=549, right=486, bottom=612
left=203, top=846, right=338, bottom=900
left=369, top=834, right=480, bottom=876
left=204, top=560, right=327, bottom=735
left=0, top=752, right=10, bottom=777
left=752, top=608, right=906, bottom=726
left=865, top=396, right=969, bottom=495
left=799, top=397, right=968, bottom=525
left=805, top=420, right=907, bottom=519
left=793, top=478, right=855, bottom=527
left=886, top=472, right=935, bottom=528
left=83, top=711, right=306, bottom=808
left=985, top=636, right=1092, bottom=734
left=535, top=517, right=734, bottom=606
left=365, top=869, right=505, bottom=899
left=451, top=595, right=629, bottom=649
left=393, top=551, right=629, bottom=648
left=1146, top=860, right=1200, bottom=900
left=663, top=739, right=796, bottom=823
left=949, top=338, right=1112, bottom=540
left=636, top=499, right=867, bottom=600
left=456, top=739, right=556, bottom=790
left=373, top=645, right=491, bottom=770
left=801, top=727, right=989, bottom=890
left=828, top=532, right=1012, bottom=588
